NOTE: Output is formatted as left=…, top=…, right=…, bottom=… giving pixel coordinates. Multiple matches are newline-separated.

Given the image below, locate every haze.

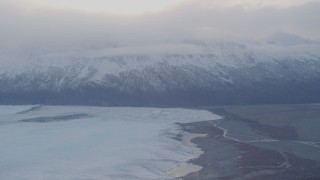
left=1, top=0, right=319, bottom=55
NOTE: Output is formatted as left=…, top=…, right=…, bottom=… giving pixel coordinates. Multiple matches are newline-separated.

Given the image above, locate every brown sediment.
left=181, top=106, right=320, bottom=180
left=169, top=132, right=207, bottom=178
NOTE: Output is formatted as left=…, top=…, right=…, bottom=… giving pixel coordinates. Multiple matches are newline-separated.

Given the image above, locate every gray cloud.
left=0, top=0, right=319, bottom=55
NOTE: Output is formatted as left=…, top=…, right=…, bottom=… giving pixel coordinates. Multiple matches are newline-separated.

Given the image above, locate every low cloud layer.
left=0, top=0, right=319, bottom=54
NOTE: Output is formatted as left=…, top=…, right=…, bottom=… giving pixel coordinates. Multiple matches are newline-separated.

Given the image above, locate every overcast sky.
left=0, top=0, right=319, bottom=54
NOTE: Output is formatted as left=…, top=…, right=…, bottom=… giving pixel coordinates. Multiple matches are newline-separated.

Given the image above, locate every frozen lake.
left=0, top=105, right=219, bottom=180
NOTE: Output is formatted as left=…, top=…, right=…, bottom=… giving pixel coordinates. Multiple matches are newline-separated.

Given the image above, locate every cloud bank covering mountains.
left=0, top=0, right=320, bottom=106
left=1, top=0, right=320, bottom=55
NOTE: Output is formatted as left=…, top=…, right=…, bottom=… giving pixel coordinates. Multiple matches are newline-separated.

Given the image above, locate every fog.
left=0, top=0, right=319, bottom=55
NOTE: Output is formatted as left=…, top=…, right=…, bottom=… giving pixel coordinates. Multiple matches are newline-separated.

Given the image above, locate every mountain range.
left=1, top=33, right=320, bottom=106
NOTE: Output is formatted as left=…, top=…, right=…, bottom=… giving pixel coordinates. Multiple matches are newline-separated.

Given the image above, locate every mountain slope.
left=1, top=40, right=320, bottom=106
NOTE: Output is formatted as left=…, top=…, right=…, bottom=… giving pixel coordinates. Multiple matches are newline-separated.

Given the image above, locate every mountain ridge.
left=1, top=37, right=320, bottom=106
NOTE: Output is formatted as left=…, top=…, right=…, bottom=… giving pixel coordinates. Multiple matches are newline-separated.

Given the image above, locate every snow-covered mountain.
left=265, top=32, right=317, bottom=46
left=1, top=37, right=320, bottom=106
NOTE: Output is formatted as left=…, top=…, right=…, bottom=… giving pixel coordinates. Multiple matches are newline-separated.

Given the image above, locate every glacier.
left=0, top=105, right=220, bottom=180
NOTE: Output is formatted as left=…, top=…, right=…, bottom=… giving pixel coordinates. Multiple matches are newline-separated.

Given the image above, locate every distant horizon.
left=1, top=0, right=320, bottom=56
left=7, top=0, right=317, bottom=14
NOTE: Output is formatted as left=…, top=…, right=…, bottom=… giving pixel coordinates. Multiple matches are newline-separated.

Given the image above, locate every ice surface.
left=0, top=106, right=220, bottom=180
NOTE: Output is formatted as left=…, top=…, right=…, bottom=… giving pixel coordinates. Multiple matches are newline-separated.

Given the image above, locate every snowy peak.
left=1, top=37, right=320, bottom=106
left=265, top=32, right=315, bottom=46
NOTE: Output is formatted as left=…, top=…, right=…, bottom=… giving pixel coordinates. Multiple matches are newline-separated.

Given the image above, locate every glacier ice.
left=0, top=105, right=220, bottom=180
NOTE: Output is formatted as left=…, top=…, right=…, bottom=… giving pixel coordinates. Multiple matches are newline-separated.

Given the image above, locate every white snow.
left=0, top=105, right=220, bottom=180
left=1, top=38, right=320, bottom=86
left=265, top=32, right=315, bottom=46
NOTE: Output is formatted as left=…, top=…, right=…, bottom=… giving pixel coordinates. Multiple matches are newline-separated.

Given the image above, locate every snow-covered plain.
left=0, top=105, right=220, bottom=180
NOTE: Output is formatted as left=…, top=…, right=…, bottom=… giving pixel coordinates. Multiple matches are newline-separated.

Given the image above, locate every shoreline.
left=169, top=132, right=207, bottom=179
left=180, top=106, right=320, bottom=179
